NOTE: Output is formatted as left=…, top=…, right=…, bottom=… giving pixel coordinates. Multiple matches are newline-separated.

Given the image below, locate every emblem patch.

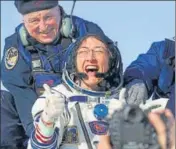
left=62, top=126, right=79, bottom=144
left=5, top=47, right=18, bottom=69
left=89, top=121, right=109, bottom=135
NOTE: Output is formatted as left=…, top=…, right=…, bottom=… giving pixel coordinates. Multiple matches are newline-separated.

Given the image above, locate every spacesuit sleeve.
left=29, top=92, right=70, bottom=149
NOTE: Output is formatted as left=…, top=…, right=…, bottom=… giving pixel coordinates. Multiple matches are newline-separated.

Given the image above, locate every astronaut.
left=27, top=33, right=124, bottom=149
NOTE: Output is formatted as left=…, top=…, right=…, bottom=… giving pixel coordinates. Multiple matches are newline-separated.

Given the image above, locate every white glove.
left=108, top=100, right=125, bottom=119
left=42, top=84, right=66, bottom=124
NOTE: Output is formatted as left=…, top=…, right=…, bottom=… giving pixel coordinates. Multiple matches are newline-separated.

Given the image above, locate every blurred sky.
left=1, top=1, right=175, bottom=90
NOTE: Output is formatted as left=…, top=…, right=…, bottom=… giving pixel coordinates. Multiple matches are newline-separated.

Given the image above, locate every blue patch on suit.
left=62, top=126, right=79, bottom=144
left=89, top=121, right=109, bottom=135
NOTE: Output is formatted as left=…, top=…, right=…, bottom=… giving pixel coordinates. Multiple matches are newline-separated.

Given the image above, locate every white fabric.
left=28, top=84, right=125, bottom=149
left=41, top=84, right=66, bottom=123
left=139, top=98, right=169, bottom=111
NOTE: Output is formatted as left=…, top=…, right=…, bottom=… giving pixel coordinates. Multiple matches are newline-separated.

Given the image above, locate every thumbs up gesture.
left=41, top=84, right=66, bottom=124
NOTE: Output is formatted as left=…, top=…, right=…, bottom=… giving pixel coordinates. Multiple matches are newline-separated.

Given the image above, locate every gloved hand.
left=107, top=99, right=125, bottom=119
left=125, top=79, right=148, bottom=105
left=41, top=84, right=66, bottom=124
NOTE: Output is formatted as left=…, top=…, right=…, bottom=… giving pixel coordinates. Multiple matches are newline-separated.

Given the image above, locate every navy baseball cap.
left=14, top=0, right=59, bottom=15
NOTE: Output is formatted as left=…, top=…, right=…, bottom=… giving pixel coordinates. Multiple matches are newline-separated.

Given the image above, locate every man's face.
left=23, top=6, right=61, bottom=44
left=76, top=36, right=111, bottom=90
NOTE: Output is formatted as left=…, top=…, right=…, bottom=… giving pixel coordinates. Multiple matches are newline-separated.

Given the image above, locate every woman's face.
left=76, top=36, right=111, bottom=90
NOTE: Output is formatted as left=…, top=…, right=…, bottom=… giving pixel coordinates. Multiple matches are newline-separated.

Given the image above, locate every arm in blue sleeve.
left=72, top=16, right=105, bottom=37
left=124, top=41, right=165, bottom=95
left=2, top=83, right=37, bottom=137
left=1, top=39, right=37, bottom=137
left=83, top=19, right=104, bottom=35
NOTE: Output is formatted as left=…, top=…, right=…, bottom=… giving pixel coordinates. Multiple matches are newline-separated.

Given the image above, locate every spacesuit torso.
left=31, top=83, right=122, bottom=149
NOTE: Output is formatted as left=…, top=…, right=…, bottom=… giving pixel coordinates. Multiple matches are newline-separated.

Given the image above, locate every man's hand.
left=42, top=84, right=66, bottom=124
left=148, top=109, right=175, bottom=149
left=125, top=79, right=148, bottom=105
left=97, top=135, right=111, bottom=149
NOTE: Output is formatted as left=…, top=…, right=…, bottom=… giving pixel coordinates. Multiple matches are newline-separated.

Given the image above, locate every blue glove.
left=125, top=79, right=148, bottom=105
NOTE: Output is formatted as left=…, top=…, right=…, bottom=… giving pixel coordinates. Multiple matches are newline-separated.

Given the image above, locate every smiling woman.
left=27, top=33, right=124, bottom=149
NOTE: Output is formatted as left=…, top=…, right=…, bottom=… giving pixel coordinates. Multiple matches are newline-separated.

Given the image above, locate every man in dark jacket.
left=1, top=90, right=28, bottom=149
left=124, top=38, right=175, bottom=116
left=1, top=0, right=105, bottom=148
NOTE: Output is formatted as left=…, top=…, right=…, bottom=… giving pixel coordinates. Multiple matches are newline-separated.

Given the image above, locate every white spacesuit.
left=28, top=70, right=125, bottom=149
left=27, top=33, right=168, bottom=149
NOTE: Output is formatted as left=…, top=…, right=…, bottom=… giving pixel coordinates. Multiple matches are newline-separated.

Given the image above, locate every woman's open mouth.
left=85, top=65, right=99, bottom=76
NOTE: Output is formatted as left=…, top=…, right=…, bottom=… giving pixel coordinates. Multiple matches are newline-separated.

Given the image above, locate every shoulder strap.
left=25, top=46, right=44, bottom=72
left=60, top=37, right=72, bottom=51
